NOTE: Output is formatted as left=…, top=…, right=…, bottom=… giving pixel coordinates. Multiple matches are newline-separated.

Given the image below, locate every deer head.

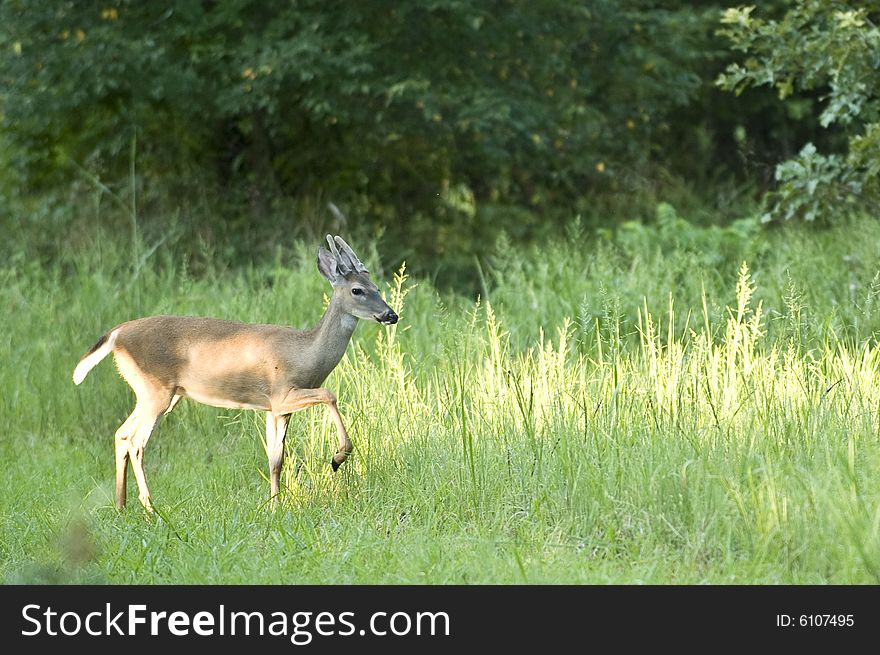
left=317, top=235, right=398, bottom=325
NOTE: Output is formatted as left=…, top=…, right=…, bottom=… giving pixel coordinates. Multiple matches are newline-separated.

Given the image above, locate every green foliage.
left=0, top=2, right=744, bottom=248
left=717, top=2, right=880, bottom=222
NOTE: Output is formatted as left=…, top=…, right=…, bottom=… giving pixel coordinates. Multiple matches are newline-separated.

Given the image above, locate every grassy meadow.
left=2, top=212, right=880, bottom=584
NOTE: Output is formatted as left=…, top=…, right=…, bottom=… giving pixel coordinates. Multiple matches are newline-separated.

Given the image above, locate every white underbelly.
left=182, top=389, right=268, bottom=411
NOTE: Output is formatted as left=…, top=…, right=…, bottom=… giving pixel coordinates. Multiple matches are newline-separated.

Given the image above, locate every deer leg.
left=114, top=409, right=139, bottom=510
left=265, top=411, right=276, bottom=495
left=127, top=415, right=158, bottom=512
left=266, top=412, right=290, bottom=509
left=126, top=393, right=173, bottom=512
left=326, top=399, right=352, bottom=471
left=274, top=388, right=352, bottom=472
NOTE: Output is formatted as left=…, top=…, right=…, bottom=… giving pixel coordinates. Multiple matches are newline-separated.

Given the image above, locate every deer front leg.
left=273, top=388, right=353, bottom=472
left=266, top=412, right=289, bottom=509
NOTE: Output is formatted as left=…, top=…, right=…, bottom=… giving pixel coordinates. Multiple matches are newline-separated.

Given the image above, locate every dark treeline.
left=0, top=1, right=872, bottom=287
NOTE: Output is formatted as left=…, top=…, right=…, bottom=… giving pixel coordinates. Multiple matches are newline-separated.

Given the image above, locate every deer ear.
left=317, top=247, right=341, bottom=286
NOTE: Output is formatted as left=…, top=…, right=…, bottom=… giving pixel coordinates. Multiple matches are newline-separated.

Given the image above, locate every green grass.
left=2, top=215, right=880, bottom=584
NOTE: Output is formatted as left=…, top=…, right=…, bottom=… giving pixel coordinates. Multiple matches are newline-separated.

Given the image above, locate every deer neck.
left=306, top=295, right=358, bottom=375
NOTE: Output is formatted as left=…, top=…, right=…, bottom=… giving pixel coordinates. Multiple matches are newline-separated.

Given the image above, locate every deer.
left=72, top=235, right=398, bottom=511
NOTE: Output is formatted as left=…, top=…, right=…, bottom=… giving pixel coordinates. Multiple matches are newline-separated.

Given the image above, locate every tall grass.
left=1, top=214, right=879, bottom=583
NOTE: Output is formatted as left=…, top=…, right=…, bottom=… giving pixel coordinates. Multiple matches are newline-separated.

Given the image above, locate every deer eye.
left=351, top=288, right=364, bottom=297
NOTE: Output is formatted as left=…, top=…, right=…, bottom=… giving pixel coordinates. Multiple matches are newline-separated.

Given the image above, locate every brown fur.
left=74, top=246, right=397, bottom=512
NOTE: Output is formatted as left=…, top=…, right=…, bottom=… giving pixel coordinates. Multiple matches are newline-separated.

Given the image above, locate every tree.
left=0, top=4, right=719, bottom=209
left=716, top=2, right=880, bottom=222
left=5, top=2, right=818, bottom=284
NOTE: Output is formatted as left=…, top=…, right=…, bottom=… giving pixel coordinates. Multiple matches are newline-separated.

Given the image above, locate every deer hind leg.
left=266, top=412, right=290, bottom=509
left=126, top=392, right=174, bottom=512
left=114, top=410, right=139, bottom=510
left=112, top=350, right=175, bottom=511
left=274, top=388, right=352, bottom=472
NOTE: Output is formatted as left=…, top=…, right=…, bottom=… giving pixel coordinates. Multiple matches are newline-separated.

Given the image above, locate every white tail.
left=72, top=328, right=120, bottom=385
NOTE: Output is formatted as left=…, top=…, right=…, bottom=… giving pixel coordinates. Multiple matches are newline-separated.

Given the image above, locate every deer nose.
left=380, top=310, right=398, bottom=325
